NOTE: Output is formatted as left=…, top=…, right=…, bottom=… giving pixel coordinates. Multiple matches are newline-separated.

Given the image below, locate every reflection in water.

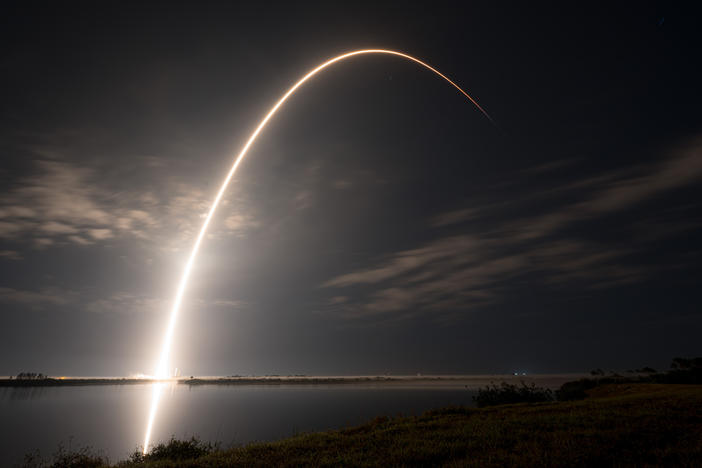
left=142, top=382, right=163, bottom=454
left=1, top=386, right=49, bottom=401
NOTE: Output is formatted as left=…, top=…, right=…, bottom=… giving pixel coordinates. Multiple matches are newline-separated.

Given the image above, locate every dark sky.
left=1, top=2, right=700, bottom=376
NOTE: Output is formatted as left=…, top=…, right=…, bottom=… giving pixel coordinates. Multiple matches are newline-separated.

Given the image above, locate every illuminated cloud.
left=88, top=228, right=114, bottom=240
left=223, top=213, right=260, bottom=237
left=86, top=293, right=168, bottom=316
left=85, top=292, right=247, bottom=316
left=0, top=156, right=260, bottom=249
left=332, top=180, right=353, bottom=190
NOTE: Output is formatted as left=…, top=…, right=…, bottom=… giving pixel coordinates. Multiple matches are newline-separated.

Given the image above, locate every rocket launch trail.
left=143, top=49, right=495, bottom=453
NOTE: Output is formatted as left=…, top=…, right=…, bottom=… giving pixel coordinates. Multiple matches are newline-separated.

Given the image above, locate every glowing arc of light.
left=143, top=49, right=494, bottom=453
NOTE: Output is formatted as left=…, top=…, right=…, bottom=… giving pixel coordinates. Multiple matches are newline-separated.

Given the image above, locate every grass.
left=33, top=383, right=699, bottom=467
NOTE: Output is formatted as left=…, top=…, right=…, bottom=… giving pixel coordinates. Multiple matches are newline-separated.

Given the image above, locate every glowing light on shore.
left=142, top=49, right=494, bottom=454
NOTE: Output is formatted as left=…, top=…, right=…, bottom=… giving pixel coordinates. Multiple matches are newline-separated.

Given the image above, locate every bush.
left=129, top=436, right=217, bottom=463
left=473, top=381, right=553, bottom=407
left=16, top=372, right=47, bottom=380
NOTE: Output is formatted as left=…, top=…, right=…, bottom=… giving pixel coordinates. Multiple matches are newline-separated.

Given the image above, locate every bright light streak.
left=142, top=382, right=163, bottom=453
left=142, top=49, right=494, bottom=454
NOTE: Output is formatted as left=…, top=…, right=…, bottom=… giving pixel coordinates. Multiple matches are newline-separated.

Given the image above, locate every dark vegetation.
left=0, top=378, right=157, bottom=387
left=557, top=356, right=702, bottom=401
left=127, top=437, right=218, bottom=464
left=472, top=381, right=553, bottom=407
left=14, top=372, right=48, bottom=380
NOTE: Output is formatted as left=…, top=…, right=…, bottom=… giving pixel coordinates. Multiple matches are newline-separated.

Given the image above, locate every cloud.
left=0, top=160, right=147, bottom=245
left=323, top=235, right=639, bottom=318
left=33, top=238, right=55, bottom=248
left=223, top=213, right=260, bottom=237
left=0, top=286, right=77, bottom=308
left=430, top=207, right=484, bottom=228
left=327, top=296, right=349, bottom=305
left=0, top=250, right=22, bottom=260
left=88, top=228, right=113, bottom=240
left=324, top=236, right=482, bottom=288
left=293, top=190, right=313, bottom=211
left=332, top=180, right=353, bottom=190
left=0, top=220, right=28, bottom=238
left=209, top=299, right=247, bottom=308
left=581, top=143, right=702, bottom=213
left=67, top=235, right=94, bottom=245
left=323, top=139, right=702, bottom=318
left=86, top=292, right=247, bottom=316
left=0, top=157, right=261, bottom=250
left=502, top=140, right=702, bottom=241
left=39, top=221, right=78, bottom=235
left=86, top=292, right=167, bottom=316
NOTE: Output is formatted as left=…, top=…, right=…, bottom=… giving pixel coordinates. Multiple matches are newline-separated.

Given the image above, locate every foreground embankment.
left=105, top=383, right=701, bottom=467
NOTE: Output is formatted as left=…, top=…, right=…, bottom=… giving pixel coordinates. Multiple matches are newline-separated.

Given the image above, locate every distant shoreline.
left=0, top=374, right=585, bottom=388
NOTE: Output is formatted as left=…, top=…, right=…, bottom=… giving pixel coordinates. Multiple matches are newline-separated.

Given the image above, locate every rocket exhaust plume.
left=142, top=49, right=494, bottom=453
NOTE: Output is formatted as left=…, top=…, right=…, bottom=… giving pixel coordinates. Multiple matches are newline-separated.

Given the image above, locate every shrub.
left=16, top=372, right=47, bottom=380
left=129, top=436, right=217, bottom=463
left=473, top=381, right=553, bottom=407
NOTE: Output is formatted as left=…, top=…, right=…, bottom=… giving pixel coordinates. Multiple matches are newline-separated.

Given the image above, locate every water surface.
left=0, top=375, right=579, bottom=466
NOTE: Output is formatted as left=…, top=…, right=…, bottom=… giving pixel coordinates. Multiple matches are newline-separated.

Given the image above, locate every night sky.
left=1, top=3, right=700, bottom=376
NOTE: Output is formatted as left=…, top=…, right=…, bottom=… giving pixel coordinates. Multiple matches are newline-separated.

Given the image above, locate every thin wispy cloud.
left=582, top=143, right=702, bottom=213
left=430, top=207, right=485, bottom=228
left=0, top=286, right=78, bottom=308
left=86, top=292, right=247, bottom=316
left=323, top=139, right=702, bottom=318
left=0, top=250, right=22, bottom=260
left=510, top=140, right=702, bottom=240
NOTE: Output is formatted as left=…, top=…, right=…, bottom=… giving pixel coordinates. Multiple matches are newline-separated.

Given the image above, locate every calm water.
left=0, top=375, right=579, bottom=466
